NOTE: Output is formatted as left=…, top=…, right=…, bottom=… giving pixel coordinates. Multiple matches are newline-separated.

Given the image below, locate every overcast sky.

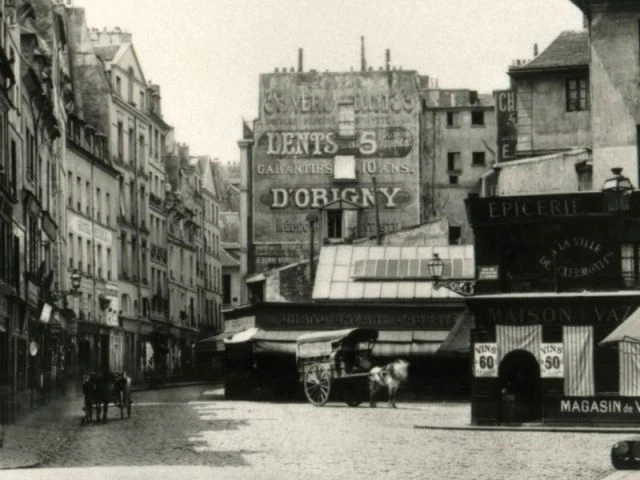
left=74, top=0, right=584, bottom=164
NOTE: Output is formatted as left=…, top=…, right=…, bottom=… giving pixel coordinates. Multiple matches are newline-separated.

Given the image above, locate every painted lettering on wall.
left=495, top=89, right=517, bottom=162
left=538, top=236, right=615, bottom=278
left=262, top=89, right=415, bottom=116
left=265, top=186, right=408, bottom=209
left=259, top=128, right=413, bottom=158
left=256, top=159, right=412, bottom=176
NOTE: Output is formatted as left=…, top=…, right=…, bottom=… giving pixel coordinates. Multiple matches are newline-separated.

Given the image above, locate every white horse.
left=368, top=359, right=409, bottom=408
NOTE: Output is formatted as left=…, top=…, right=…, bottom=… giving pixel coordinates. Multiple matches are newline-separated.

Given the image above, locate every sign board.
left=39, top=303, right=52, bottom=323
left=297, top=341, right=332, bottom=359
left=473, top=343, right=498, bottom=377
left=494, top=89, right=517, bottom=162
left=478, top=265, right=499, bottom=280
left=540, top=343, right=564, bottom=378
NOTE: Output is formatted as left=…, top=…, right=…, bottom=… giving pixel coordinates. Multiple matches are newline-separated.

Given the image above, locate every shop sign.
left=467, top=192, right=605, bottom=224
left=545, top=396, right=640, bottom=423
left=494, top=90, right=517, bottom=162
left=39, top=303, right=52, bottom=323
left=483, top=303, right=638, bottom=326
left=540, top=343, right=563, bottom=378
left=259, top=307, right=459, bottom=330
left=538, top=236, right=615, bottom=279
left=477, top=266, right=499, bottom=280
left=473, top=343, right=498, bottom=377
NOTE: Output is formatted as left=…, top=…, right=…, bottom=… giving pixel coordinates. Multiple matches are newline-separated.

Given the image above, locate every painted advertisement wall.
left=253, top=71, right=421, bottom=271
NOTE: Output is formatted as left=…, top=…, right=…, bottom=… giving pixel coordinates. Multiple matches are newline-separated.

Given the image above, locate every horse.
left=368, top=359, right=409, bottom=408
left=81, top=371, right=132, bottom=424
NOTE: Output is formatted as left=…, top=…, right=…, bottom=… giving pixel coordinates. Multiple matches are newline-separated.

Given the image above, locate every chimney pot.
left=533, top=43, right=539, bottom=56
left=298, top=48, right=303, bottom=72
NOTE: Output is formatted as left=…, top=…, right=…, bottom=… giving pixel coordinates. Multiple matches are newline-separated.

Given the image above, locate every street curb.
left=414, top=424, right=640, bottom=434
left=0, top=448, right=42, bottom=470
left=131, top=381, right=218, bottom=393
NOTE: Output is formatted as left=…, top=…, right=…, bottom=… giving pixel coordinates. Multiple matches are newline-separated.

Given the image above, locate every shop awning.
left=373, top=330, right=449, bottom=357
left=600, top=307, right=640, bottom=345
left=437, top=310, right=474, bottom=356
left=196, top=332, right=234, bottom=354
left=224, top=327, right=260, bottom=345
left=253, top=330, right=301, bottom=354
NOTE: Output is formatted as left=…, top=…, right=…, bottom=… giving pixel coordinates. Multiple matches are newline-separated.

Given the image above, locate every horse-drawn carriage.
left=81, top=371, right=132, bottom=424
left=296, top=327, right=378, bottom=406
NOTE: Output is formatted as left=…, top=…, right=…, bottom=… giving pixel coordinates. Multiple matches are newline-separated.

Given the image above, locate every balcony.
left=149, top=192, right=163, bottom=209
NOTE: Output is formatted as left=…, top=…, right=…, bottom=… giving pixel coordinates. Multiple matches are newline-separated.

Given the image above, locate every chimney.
left=298, top=48, right=303, bottom=72
left=533, top=43, right=539, bottom=57
left=385, top=49, right=390, bottom=72
left=360, top=36, right=366, bottom=72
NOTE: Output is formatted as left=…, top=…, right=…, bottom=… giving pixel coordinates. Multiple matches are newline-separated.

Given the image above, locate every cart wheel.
left=304, top=364, right=331, bottom=406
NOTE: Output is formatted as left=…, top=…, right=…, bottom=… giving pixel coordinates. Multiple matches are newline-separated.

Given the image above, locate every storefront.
left=466, top=189, right=640, bottom=425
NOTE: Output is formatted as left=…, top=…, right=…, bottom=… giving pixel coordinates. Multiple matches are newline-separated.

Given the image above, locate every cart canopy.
left=296, top=327, right=378, bottom=346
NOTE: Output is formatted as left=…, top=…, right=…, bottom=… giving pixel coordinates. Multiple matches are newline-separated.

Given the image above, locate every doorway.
left=498, top=349, right=541, bottom=424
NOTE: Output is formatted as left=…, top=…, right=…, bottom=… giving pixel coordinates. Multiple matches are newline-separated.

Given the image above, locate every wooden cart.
left=296, top=328, right=378, bottom=406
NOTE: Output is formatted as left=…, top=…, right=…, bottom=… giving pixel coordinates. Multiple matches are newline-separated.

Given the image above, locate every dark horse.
left=82, top=371, right=132, bottom=424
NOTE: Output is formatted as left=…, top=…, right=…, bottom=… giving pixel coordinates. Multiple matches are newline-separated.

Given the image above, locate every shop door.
left=498, top=349, right=541, bottom=424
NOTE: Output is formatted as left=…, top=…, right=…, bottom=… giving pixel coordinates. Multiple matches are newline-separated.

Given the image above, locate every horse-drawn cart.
left=81, top=371, right=132, bottom=424
left=296, top=328, right=378, bottom=406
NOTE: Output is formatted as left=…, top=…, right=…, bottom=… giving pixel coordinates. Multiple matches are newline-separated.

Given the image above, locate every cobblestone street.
left=0, top=384, right=627, bottom=479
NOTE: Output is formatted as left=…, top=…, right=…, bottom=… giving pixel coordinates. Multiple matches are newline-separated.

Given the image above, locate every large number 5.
left=359, top=131, right=377, bottom=155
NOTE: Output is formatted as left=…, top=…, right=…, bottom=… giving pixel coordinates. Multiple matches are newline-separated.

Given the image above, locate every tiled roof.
left=510, top=30, right=589, bottom=73
left=93, top=45, right=121, bottom=62
left=312, top=244, right=474, bottom=301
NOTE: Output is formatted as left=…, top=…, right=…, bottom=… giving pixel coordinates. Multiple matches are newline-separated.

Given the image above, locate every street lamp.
left=427, top=253, right=475, bottom=297
left=603, top=167, right=633, bottom=213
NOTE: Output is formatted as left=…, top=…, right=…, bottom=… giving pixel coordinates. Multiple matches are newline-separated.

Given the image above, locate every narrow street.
left=0, top=384, right=624, bottom=479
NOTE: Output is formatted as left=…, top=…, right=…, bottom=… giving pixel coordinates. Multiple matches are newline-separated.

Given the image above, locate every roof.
left=93, top=45, right=122, bottom=63
left=312, top=244, right=474, bottom=301
left=510, top=30, right=589, bottom=74
left=220, top=248, right=239, bottom=268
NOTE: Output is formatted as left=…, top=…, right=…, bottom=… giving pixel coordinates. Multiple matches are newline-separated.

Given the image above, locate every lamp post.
left=602, top=167, right=633, bottom=213
left=306, top=213, right=319, bottom=283
left=427, top=253, right=475, bottom=297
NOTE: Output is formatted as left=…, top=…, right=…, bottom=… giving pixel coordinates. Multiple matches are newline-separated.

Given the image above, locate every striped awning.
left=373, top=330, right=449, bottom=357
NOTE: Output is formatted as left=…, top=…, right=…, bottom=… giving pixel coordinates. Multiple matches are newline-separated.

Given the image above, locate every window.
left=117, top=121, right=123, bottom=161
left=105, top=192, right=111, bottom=225
left=76, top=176, right=81, bottom=211
left=67, top=171, right=73, bottom=206
left=449, top=175, right=458, bottom=185
left=327, top=210, right=342, bottom=239
left=471, top=110, right=485, bottom=126
left=566, top=77, right=588, bottom=112
left=338, top=103, right=355, bottom=137
left=77, top=236, right=82, bottom=271
left=96, top=188, right=101, bottom=220
left=352, top=257, right=474, bottom=280
left=85, top=181, right=90, bottom=215
left=115, top=76, right=122, bottom=96
left=10, top=140, right=16, bottom=195
left=97, top=245, right=102, bottom=278
left=139, top=135, right=145, bottom=169
left=447, top=152, right=461, bottom=172
left=446, top=111, right=459, bottom=127
left=68, top=233, right=74, bottom=268
left=621, top=244, right=640, bottom=288
left=139, top=91, right=145, bottom=111
left=448, top=226, right=461, bottom=245
left=128, top=128, right=134, bottom=164
left=86, top=239, right=91, bottom=274
left=333, top=155, right=356, bottom=181
left=107, top=248, right=112, bottom=280
left=472, top=151, right=486, bottom=166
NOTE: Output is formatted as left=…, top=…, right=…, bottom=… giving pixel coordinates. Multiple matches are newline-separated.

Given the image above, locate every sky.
left=74, top=0, right=584, bottom=165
